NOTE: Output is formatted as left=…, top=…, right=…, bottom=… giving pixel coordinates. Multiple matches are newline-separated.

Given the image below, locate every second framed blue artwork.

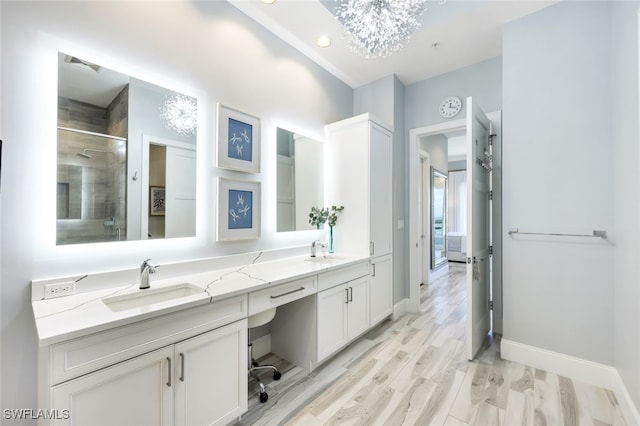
left=217, top=178, right=261, bottom=241
left=217, top=104, right=261, bottom=173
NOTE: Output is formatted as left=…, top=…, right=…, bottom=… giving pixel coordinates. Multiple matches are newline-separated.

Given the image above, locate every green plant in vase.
left=326, top=205, right=344, bottom=254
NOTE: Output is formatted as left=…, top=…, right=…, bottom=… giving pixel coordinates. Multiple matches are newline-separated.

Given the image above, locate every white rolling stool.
left=248, top=307, right=282, bottom=403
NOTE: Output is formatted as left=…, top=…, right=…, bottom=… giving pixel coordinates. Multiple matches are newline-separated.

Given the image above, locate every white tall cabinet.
left=326, top=114, right=393, bottom=326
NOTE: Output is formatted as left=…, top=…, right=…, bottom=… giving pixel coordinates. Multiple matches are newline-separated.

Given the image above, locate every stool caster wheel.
left=259, top=392, right=268, bottom=403
left=273, top=371, right=282, bottom=381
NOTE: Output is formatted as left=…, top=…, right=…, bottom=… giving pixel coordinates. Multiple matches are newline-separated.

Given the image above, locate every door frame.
left=408, top=111, right=502, bottom=334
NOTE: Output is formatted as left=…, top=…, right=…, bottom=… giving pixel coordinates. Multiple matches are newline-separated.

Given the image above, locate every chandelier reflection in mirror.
left=160, top=93, right=198, bottom=136
left=335, top=0, right=430, bottom=58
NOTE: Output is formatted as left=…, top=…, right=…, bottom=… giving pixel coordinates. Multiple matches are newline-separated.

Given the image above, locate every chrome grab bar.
left=508, top=228, right=607, bottom=239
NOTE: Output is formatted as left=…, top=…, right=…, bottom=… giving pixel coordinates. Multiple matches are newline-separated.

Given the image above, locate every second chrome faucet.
left=310, top=240, right=328, bottom=258
left=139, top=259, right=156, bottom=289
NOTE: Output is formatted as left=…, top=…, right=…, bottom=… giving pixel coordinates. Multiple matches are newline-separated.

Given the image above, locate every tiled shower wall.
left=56, top=86, right=128, bottom=245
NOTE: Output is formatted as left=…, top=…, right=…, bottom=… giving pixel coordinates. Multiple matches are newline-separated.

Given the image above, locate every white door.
left=165, top=146, right=196, bottom=238
left=421, top=156, right=431, bottom=285
left=466, top=97, right=492, bottom=360
left=346, top=276, right=370, bottom=339
left=174, top=320, right=247, bottom=426
left=317, top=285, right=348, bottom=361
left=369, top=254, right=393, bottom=325
left=369, top=122, right=392, bottom=256
left=51, top=346, right=174, bottom=426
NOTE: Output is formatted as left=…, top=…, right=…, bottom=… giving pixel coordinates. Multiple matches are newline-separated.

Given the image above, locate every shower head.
left=77, top=151, right=92, bottom=159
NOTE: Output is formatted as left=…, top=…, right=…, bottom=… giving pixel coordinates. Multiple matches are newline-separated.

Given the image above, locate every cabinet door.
left=346, top=276, right=370, bottom=340
left=174, top=319, right=247, bottom=426
left=370, top=255, right=393, bottom=326
left=51, top=346, right=174, bottom=426
left=317, top=284, right=348, bottom=362
left=369, top=123, right=392, bottom=257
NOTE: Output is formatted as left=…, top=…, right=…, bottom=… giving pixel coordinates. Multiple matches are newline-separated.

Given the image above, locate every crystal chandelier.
left=160, top=93, right=198, bottom=136
left=335, top=0, right=429, bottom=59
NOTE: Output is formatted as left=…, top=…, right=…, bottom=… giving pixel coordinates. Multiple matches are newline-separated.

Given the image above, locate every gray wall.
left=0, top=1, right=353, bottom=417
left=611, top=0, right=640, bottom=409
left=502, top=1, right=614, bottom=364
left=405, top=56, right=502, bottom=130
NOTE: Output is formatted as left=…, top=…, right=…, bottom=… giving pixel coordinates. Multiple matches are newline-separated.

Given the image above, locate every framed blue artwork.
left=217, top=104, right=261, bottom=173
left=217, top=178, right=261, bottom=241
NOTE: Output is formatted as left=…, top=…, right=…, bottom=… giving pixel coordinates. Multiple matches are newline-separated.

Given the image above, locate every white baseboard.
left=251, top=334, right=271, bottom=360
left=613, top=368, right=640, bottom=426
left=393, top=298, right=409, bottom=320
left=501, top=339, right=640, bottom=425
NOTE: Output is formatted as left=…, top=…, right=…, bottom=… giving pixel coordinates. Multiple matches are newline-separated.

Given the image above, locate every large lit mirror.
left=57, top=52, right=197, bottom=245
left=276, top=128, right=324, bottom=232
left=431, top=167, right=448, bottom=269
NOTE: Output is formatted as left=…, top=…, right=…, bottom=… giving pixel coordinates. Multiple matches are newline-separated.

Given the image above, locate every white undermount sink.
left=102, top=283, right=203, bottom=313
left=305, top=255, right=347, bottom=264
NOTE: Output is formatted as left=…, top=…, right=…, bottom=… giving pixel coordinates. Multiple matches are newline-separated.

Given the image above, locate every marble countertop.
left=31, top=253, right=369, bottom=346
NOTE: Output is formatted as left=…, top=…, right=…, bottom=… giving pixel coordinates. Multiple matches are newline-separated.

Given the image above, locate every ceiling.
left=228, top=0, right=558, bottom=89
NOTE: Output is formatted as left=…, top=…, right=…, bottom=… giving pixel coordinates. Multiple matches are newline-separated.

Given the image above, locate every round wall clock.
left=439, top=96, right=462, bottom=118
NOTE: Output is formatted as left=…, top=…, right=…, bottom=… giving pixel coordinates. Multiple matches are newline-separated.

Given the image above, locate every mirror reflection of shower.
left=57, top=126, right=127, bottom=245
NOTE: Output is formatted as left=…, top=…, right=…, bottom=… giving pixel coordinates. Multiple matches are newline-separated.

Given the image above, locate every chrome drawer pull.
left=166, top=357, right=172, bottom=387
left=270, top=287, right=305, bottom=299
left=179, top=353, right=185, bottom=382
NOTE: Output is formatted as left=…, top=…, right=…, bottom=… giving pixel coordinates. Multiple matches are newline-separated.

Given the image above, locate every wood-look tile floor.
left=235, top=263, right=627, bottom=426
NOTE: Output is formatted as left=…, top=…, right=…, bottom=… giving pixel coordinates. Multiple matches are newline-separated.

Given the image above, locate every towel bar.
left=508, top=228, right=607, bottom=239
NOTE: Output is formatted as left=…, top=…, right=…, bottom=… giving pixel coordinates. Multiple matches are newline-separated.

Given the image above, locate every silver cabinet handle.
left=270, top=287, right=305, bottom=299
left=372, top=264, right=377, bottom=277
left=349, top=287, right=353, bottom=302
left=166, top=357, right=172, bottom=387
left=370, top=242, right=375, bottom=255
left=345, top=288, right=349, bottom=304
left=179, top=353, right=185, bottom=382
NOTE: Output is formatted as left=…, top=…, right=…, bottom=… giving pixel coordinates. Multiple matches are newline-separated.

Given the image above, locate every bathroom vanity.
left=33, top=111, right=394, bottom=425
left=31, top=252, right=387, bottom=425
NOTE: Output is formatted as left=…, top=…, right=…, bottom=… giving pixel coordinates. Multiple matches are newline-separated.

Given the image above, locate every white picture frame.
left=216, top=104, right=261, bottom=173
left=217, top=177, right=261, bottom=241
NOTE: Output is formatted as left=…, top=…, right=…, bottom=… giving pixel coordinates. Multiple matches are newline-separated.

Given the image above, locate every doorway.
left=408, top=102, right=502, bottom=359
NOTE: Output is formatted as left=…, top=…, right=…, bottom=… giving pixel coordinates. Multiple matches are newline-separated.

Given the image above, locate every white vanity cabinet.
left=51, top=346, right=174, bottom=426
left=41, top=295, right=248, bottom=426
left=315, top=261, right=371, bottom=363
left=173, top=320, right=247, bottom=426
left=317, top=276, right=369, bottom=362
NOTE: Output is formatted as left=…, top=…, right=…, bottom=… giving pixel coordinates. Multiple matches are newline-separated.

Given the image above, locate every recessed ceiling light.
left=261, top=0, right=276, bottom=4
left=316, top=35, right=332, bottom=48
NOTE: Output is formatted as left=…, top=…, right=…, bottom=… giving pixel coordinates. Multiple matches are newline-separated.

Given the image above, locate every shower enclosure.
left=57, top=127, right=127, bottom=245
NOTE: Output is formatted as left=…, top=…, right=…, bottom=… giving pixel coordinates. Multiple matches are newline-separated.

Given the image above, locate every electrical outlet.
left=44, top=281, right=76, bottom=299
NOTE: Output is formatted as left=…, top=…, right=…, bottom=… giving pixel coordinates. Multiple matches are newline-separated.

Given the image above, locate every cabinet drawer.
left=317, top=261, right=369, bottom=292
left=248, top=276, right=316, bottom=315
left=51, top=294, right=247, bottom=385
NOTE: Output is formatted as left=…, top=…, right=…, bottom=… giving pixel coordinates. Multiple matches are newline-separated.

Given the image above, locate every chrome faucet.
left=139, top=259, right=156, bottom=290
left=310, top=240, right=328, bottom=258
